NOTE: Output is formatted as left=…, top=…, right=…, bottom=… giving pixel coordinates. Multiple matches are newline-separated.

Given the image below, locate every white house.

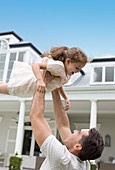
left=0, top=31, right=115, bottom=169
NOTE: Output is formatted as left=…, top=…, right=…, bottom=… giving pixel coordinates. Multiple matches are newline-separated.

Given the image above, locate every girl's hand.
left=37, top=79, right=47, bottom=93
left=65, top=98, right=70, bottom=111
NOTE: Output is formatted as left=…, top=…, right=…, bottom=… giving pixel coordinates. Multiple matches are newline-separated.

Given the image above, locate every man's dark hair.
left=78, top=128, right=104, bottom=161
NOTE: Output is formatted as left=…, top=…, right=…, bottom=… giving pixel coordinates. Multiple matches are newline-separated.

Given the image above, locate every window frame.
left=0, top=39, right=9, bottom=51
left=90, top=62, right=115, bottom=85
left=0, top=49, right=27, bottom=82
left=0, top=43, right=41, bottom=83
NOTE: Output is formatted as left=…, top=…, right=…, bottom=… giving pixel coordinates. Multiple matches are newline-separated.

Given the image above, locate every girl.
left=0, top=46, right=88, bottom=110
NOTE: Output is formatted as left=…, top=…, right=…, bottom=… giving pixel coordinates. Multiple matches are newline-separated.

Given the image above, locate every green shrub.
left=89, top=160, right=97, bottom=170
left=91, top=164, right=97, bottom=170
left=9, top=153, right=22, bottom=170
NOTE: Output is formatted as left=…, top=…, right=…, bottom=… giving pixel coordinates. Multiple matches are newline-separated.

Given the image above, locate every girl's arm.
left=59, top=86, right=70, bottom=111
left=52, top=89, right=71, bottom=141
left=32, top=62, right=47, bottom=93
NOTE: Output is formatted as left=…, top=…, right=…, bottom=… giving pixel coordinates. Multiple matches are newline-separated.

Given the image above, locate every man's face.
left=64, top=129, right=89, bottom=149
left=72, top=129, right=89, bottom=144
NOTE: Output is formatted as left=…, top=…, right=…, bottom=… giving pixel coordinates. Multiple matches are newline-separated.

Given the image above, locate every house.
left=0, top=31, right=115, bottom=169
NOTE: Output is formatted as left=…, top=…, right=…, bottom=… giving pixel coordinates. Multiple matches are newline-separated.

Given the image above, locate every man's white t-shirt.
left=40, top=135, right=90, bottom=170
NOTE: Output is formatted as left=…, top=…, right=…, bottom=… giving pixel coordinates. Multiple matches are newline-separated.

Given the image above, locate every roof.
left=0, top=31, right=23, bottom=41
left=9, top=42, right=42, bottom=55
left=91, top=57, right=115, bottom=62
left=0, top=31, right=42, bottom=55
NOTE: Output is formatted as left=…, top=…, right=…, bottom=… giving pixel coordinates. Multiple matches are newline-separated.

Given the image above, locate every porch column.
left=90, top=100, right=97, bottom=129
left=15, top=100, right=25, bottom=156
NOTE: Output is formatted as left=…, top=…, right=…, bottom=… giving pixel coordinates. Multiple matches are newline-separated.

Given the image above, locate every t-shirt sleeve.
left=46, top=59, right=66, bottom=78
left=40, top=135, right=70, bottom=166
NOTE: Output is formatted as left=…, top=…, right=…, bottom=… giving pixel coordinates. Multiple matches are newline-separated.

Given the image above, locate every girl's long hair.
left=42, top=46, right=88, bottom=64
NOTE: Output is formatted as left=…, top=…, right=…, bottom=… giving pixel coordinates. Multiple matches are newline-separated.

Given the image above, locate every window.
left=18, top=52, right=25, bottom=62
left=22, top=130, right=32, bottom=155
left=6, top=51, right=26, bottom=82
left=22, top=129, right=41, bottom=156
left=0, top=53, right=6, bottom=81
left=93, top=67, right=102, bottom=82
left=0, top=40, right=9, bottom=50
left=105, top=134, right=111, bottom=147
left=91, top=64, right=115, bottom=84
left=6, top=53, right=16, bottom=82
left=105, top=67, right=114, bottom=82
left=34, top=141, right=41, bottom=156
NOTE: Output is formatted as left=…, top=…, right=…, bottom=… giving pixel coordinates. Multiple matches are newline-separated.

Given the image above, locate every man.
left=30, top=72, right=104, bottom=170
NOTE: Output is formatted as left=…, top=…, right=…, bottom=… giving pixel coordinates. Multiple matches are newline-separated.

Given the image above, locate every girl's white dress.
left=8, top=57, right=70, bottom=98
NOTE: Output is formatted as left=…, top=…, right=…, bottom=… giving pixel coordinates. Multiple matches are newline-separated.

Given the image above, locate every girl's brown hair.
left=42, top=46, right=88, bottom=64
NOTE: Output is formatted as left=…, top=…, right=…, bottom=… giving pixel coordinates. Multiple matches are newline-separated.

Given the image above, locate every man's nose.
left=74, top=130, right=78, bottom=133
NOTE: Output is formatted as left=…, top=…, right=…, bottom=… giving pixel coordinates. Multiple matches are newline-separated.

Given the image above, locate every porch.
left=0, top=86, right=115, bottom=168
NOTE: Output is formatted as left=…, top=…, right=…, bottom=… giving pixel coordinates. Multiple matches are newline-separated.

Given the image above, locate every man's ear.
left=74, top=144, right=82, bottom=151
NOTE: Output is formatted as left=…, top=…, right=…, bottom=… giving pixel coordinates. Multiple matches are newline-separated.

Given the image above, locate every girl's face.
left=65, top=58, right=85, bottom=76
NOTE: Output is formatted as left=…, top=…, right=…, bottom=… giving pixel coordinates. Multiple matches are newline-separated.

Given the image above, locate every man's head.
left=64, top=128, right=104, bottom=161
left=78, top=128, right=104, bottom=161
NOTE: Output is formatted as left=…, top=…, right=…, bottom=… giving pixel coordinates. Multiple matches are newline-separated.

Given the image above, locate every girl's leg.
left=0, top=82, right=9, bottom=94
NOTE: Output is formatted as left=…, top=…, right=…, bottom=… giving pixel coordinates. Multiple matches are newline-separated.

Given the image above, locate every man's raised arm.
left=52, top=89, right=71, bottom=142
left=30, top=71, right=58, bottom=147
left=30, top=90, right=52, bottom=147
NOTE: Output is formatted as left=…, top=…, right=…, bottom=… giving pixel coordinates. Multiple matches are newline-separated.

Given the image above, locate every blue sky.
left=0, top=0, right=115, bottom=58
